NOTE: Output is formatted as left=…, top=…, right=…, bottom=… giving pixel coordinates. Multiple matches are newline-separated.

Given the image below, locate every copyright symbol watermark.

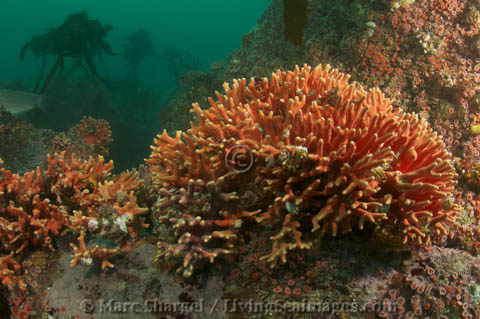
left=80, top=299, right=95, bottom=313
left=225, top=144, right=254, bottom=173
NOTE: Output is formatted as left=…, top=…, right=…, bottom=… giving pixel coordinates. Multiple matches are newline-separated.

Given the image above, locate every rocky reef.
left=3, top=1, right=480, bottom=319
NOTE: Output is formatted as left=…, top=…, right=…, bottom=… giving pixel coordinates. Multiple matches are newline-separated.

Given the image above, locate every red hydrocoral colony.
left=147, top=64, right=458, bottom=271
left=0, top=153, right=147, bottom=290
left=70, top=232, right=118, bottom=270
left=0, top=253, right=26, bottom=291
left=152, top=176, right=260, bottom=278
left=45, top=152, right=149, bottom=242
left=70, top=116, right=113, bottom=156
left=46, top=153, right=146, bottom=224
left=0, top=162, right=64, bottom=255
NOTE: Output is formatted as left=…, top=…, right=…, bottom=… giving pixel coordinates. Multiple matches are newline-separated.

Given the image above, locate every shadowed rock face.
left=0, top=294, right=10, bottom=319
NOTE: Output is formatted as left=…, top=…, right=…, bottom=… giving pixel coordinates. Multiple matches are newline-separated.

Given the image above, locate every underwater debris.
left=283, top=0, right=307, bottom=46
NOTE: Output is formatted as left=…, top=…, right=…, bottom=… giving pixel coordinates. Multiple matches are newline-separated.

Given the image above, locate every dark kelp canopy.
left=20, top=11, right=117, bottom=93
